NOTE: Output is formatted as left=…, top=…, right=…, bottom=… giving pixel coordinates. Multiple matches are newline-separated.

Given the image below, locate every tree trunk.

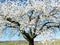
left=29, top=39, right=34, bottom=45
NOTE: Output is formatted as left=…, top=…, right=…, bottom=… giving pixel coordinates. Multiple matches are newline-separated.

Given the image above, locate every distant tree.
left=0, top=0, right=60, bottom=45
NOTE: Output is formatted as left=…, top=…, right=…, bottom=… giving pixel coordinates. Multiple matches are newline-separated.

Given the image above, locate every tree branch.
left=48, top=7, right=60, bottom=19
left=34, top=15, right=40, bottom=32
left=36, top=23, right=60, bottom=36
left=21, top=30, right=31, bottom=41
left=47, top=24, right=60, bottom=29
left=29, top=28, right=33, bottom=38
left=6, top=18, right=20, bottom=26
left=40, top=22, right=55, bottom=30
left=28, top=10, right=34, bottom=21
left=49, top=8, right=59, bottom=16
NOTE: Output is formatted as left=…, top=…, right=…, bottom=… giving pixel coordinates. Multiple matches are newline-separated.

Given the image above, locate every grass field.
left=0, top=39, right=60, bottom=45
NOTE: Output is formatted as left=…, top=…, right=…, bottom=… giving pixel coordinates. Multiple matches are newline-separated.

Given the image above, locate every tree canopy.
left=0, top=0, right=60, bottom=41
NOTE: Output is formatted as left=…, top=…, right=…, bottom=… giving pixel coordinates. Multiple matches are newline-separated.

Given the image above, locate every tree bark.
left=29, top=39, right=34, bottom=45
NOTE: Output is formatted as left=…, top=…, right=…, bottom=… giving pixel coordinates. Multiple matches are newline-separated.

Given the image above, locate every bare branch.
left=21, top=30, right=31, bottom=41
left=48, top=8, right=60, bottom=19
left=6, top=18, right=20, bottom=26
left=29, top=28, right=33, bottom=38
left=49, top=8, right=59, bottom=16
left=40, top=22, right=55, bottom=30
left=28, top=10, right=34, bottom=21
left=34, top=15, right=40, bottom=32
left=47, top=24, right=60, bottom=29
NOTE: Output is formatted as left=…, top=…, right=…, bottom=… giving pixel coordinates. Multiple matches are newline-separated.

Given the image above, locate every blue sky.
left=0, top=27, right=60, bottom=41
left=0, top=0, right=60, bottom=41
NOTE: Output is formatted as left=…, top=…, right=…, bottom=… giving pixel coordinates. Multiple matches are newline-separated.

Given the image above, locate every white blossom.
left=0, top=0, right=60, bottom=37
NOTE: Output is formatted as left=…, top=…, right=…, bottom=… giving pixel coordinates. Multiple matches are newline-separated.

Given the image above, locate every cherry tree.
left=0, top=0, right=60, bottom=45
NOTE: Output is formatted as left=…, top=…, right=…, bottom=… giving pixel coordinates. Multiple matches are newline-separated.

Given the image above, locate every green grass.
left=0, top=39, right=60, bottom=45
left=0, top=43, right=60, bottom=45
left=0, top=42, right=60, bottom=45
